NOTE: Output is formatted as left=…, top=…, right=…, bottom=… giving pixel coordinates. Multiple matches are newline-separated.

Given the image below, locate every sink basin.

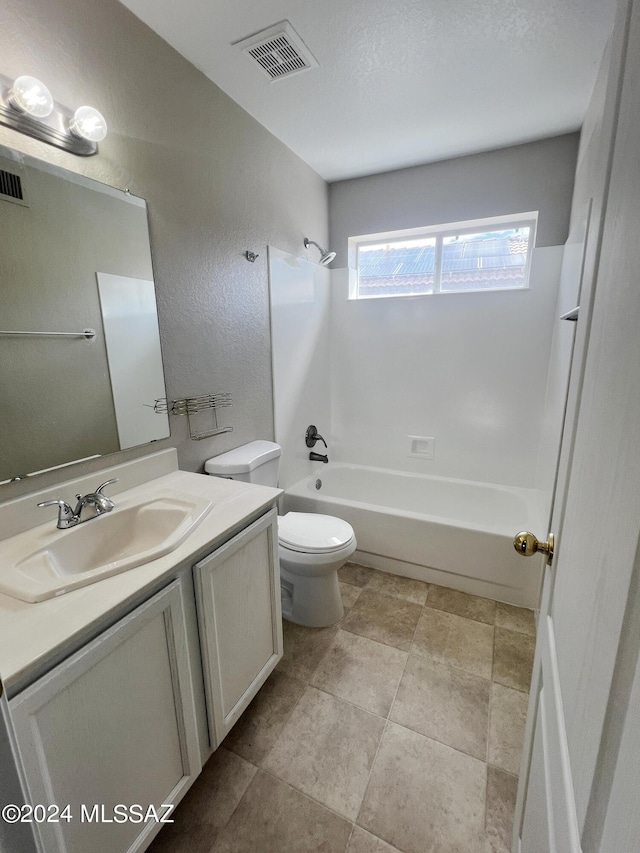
left=0, top=492, right=212, bottom=603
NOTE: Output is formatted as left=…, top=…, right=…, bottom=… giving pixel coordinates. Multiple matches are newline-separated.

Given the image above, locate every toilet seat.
left=278, top=512, right=355, bottom=555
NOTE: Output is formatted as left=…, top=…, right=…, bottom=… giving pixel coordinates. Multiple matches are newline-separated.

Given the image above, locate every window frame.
left=348, top=211, right=538, bottom=301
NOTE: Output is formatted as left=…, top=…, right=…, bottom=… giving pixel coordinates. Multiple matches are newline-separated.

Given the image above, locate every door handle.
left=513, top=531, right=555, bottom=564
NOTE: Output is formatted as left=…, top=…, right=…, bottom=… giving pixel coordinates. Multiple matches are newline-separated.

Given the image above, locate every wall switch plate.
left=408, top=435, right=435, bottom=460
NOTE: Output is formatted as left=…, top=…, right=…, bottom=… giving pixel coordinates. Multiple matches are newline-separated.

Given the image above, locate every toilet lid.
left=278, top=512, right=354, bottom=554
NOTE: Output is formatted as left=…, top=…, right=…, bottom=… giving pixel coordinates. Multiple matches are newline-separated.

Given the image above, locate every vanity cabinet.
left=9, top=578, right=201, bottom=853
left=194, top=507, right=283, bottom=748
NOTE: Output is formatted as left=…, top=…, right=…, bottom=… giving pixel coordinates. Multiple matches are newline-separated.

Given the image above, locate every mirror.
left=0, top=144, right=170, bottom=483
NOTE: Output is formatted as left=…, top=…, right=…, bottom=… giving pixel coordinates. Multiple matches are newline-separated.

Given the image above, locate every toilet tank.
left=204, top=440, right=281, bottom=486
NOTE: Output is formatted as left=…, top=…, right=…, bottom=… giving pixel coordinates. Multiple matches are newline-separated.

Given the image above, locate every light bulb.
left=7, top=75, right=54, bottom=118
left=69, top=105, right=108, bottom=142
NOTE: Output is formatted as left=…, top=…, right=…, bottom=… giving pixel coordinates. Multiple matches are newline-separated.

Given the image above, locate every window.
left=350, top=213, right=537, bottom=300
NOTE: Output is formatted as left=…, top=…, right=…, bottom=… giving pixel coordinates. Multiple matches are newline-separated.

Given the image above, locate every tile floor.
left=149, top=563, right=535, bottom=853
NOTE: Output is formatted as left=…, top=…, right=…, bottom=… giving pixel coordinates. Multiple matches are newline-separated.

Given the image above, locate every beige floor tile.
left=148, top=747, right=256, bottom=853
left=485, top=766, right=518, bottom=853
left=391, top=656, right=490, bottom=760
left=488, top=682, right=529, bottom=775
left=427, top=585, right=497, bottom=625
left=347, top=826, right=404, bottom=853
left=147, top=823, right=218, bottom=853
left=493, top=627, right=535, bottom=692
left=411, top=608, right=494, bottom=679
left=224, top=670, right=305, bottom=764
left=276, top=618, right=339, bottom=682
left=359, top=722, right=486, bottom=853
left=311, top=630, right=408, bottom=717
left=365, top=571, right=429, bottom=605
left=212, top=770, right=352, bottom=853
left=495, top=603, right=536, bottom=637
left=341, top=590, right=422, bottom=651
left=263, top=686, right=385, bottom=820
left=339, top=562, right=376, bottom=587
left=341, top=582, right=363, bottom=609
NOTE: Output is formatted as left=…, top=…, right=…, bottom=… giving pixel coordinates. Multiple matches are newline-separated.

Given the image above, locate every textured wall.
left=329, top=135, right=580, bottom=266
left=0, top=0, right=328, bottom=500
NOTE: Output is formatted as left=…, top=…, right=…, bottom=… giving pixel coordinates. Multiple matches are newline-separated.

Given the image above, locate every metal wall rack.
left=152, top=393, right=233, bottom=441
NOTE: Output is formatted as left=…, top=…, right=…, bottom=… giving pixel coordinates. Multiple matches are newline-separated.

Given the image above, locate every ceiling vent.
left=233, top=21, right=319, bottom=82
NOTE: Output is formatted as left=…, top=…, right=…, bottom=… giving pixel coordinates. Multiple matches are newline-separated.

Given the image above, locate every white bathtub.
left=284, top=463, right=548, bottom=608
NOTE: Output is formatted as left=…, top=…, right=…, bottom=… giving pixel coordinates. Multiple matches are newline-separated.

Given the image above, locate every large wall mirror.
left=0, top=144, right=170, bottom=483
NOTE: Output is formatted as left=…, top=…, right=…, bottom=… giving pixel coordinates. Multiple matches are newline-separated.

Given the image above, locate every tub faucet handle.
left=306, top=425, right=327, bottom=448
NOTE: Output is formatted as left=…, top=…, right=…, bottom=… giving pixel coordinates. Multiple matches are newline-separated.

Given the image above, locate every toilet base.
left=279, top=563, right=344, bottom=628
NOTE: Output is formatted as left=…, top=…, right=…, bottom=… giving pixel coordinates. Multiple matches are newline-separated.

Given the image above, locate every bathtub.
left=284, top=463, right=548, bottom=608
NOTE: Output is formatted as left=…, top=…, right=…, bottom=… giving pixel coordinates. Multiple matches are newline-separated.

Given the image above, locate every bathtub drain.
left=315, top=478, right=322, bottom=490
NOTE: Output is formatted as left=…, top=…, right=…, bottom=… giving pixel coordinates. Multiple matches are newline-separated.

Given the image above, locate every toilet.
left=204, top=440, right=356, bottom=627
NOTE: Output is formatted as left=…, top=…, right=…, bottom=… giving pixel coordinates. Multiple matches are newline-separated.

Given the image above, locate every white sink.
left=0, top=491, right=212, bottom=603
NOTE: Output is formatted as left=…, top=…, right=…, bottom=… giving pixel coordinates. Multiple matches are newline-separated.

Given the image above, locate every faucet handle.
left=37, top=498, right=73, bottom=512
left=95, top=478, right=118, bottom=495
left=305, top=425, right=328, bottom=449
left=37, top=499, right=76, bottom=528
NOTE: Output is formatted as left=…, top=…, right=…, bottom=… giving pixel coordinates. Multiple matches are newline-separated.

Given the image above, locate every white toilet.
left=205, top=440, right=356, bottom=627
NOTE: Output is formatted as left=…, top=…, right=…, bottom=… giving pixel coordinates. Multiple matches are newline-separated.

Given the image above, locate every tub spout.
left=309, top=452, right=328, bottom=463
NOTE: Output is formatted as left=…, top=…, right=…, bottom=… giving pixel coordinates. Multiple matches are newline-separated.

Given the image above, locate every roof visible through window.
left=354, top=217, right=535, bottom=299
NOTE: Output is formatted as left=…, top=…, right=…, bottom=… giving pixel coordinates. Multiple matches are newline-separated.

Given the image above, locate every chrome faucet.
left=37, top=479, right=118, bottom=529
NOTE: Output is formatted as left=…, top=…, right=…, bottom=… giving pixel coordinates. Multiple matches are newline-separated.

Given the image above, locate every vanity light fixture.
left=7, top=75, right=54, bottom=118
left=69, top=105, right=108, bottom=142
left=0, top=72, right=107, bottom=156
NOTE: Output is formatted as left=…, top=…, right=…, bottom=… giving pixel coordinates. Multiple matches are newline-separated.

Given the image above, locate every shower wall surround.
left=0, top=0, right=328, bottom=499
left=535, top=225, right=586, bottom=495
left=268, top=248, right=331, bottom=490
left=270, top=136, right=579, bottom=492
left=329, top=247, right=563, bottom=488
left=323, top=135, right=579, bottom=489
left=268, top=245, right=563, bottom=491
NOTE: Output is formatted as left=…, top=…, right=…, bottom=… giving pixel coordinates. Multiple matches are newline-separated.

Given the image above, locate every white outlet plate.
left=408, top=435, right=435, bottom=460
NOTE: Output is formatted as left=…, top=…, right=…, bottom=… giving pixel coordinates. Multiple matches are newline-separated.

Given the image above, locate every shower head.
left=304, top=237, right=336, bottom=266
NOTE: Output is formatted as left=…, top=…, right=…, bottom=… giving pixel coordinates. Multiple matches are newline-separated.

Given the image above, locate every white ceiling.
left=119, top=0, right=617, bottom=182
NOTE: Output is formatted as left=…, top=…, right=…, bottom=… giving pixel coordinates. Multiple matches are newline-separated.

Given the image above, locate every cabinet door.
left=195, top=508, right=283, bottom=748
left=9, top=579, right=200, bottom=853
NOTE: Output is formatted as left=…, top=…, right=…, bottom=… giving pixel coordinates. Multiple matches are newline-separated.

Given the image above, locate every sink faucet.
left=37, top=479, right=118, bottom=529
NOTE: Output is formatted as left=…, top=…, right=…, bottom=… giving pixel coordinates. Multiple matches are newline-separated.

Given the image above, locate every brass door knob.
left=513, top=531, right=555, bottom=563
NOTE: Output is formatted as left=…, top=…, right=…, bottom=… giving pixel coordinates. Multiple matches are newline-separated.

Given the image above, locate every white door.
left=515, top=1, right=640, bottom=849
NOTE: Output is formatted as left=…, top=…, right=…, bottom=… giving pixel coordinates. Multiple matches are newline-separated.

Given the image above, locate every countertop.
left=0, top=469, right=281, bottom=695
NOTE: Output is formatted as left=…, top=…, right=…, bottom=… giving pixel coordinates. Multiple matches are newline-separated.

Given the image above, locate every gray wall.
left=329, top=134, right=580, bottom=266
left=0, top=0, right=328, bottom=500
